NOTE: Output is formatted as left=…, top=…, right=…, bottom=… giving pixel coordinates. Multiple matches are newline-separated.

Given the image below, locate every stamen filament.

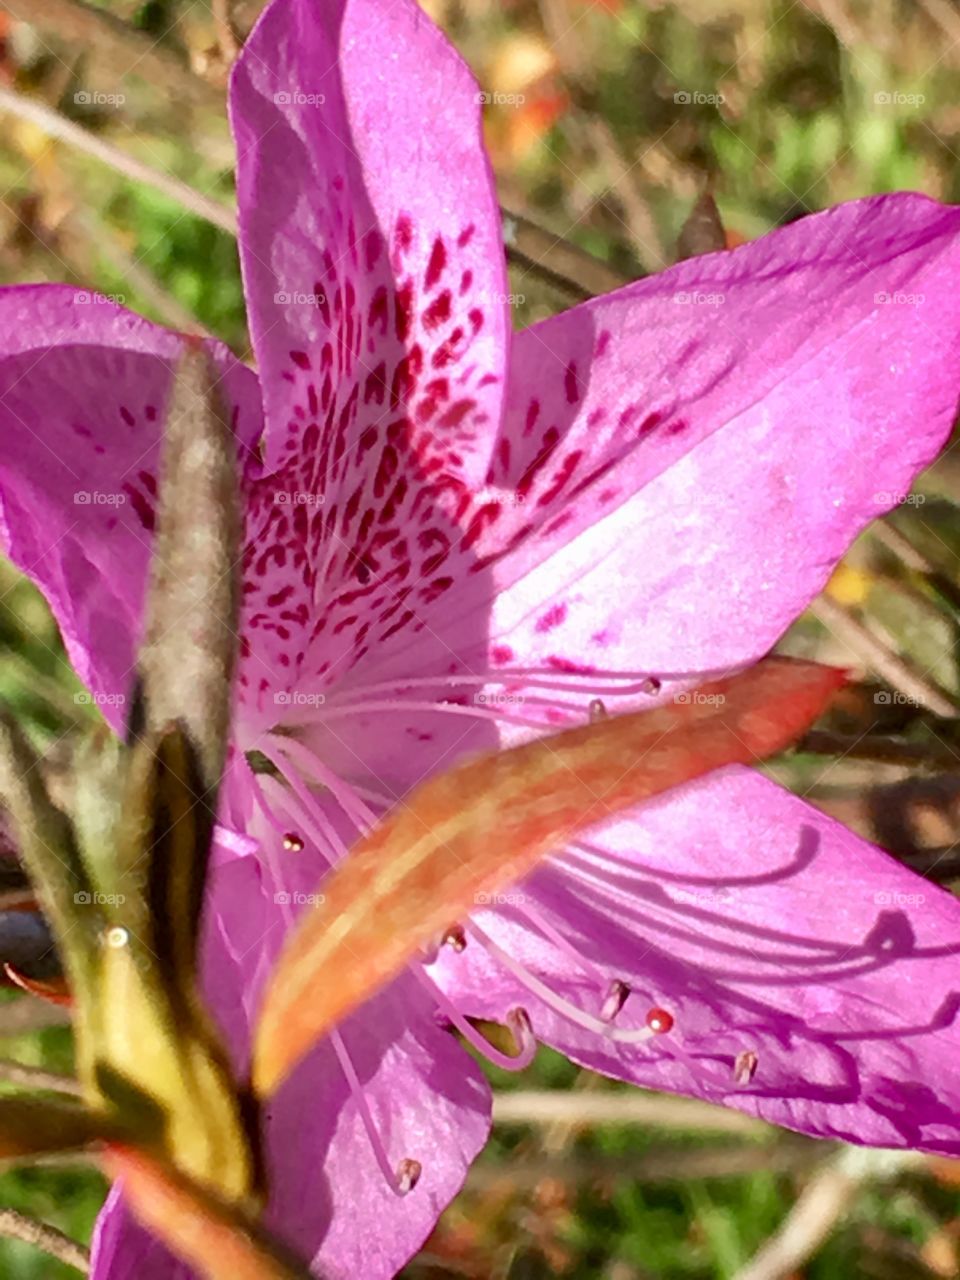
left=270, top=734, right=380, bottom=831
left=414, top=968, right=536, bottom=1070
left=331, top=1027, right=420, bottom=1196
left=324, top=670, right=662, bottom=702
left=468, top=923, right=659, bottom=1046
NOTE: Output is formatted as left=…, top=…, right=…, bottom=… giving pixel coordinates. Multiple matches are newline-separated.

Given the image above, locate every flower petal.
left=0, top=285, right=262, bottom=726
left=230, top=0, right=507, bottom=478
left=431, top=767, right=960, bottom=1153
left=229, top=0, right=509, bottom=701
left=375, top=194, right=960, bottom=717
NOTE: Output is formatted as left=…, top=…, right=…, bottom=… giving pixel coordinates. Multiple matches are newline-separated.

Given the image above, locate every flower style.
left=0, top=0, right=959, bottom=1274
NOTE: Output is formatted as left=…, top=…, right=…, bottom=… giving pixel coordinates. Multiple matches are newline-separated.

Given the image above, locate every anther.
left=443, top=924, right=467, bottom=952
left=734, top=1050, right=758, bottom=1084
left=588, top=698, right=608, bottom=723
left=642, top=676, right=662, bottom=694
left=600, top=979, right=631, bottom=1023
left=282, top=831, right=304, bottom=852
left=396, top=1158, right=422, bottom=1195
left=644, top=1007, right=674, bottom=1035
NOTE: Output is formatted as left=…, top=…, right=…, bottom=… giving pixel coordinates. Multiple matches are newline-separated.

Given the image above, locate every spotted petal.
left=367, top=194, right=960, bottom=733
left=230, top=0, right=509, bottom=701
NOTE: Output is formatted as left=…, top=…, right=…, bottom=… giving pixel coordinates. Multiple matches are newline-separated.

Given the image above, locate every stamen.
left=251, top=761, right=420, bottom=1198
left=443, top=924, right=467, bottom=952
left=319, top=698, right=547, bottom=731
left=468, top=922, right=664, bottom=1047
left=396, top=1158, right=422, bottom=1194
left=324, top=670, right=662, bottom=703
left=645, top=1007, right=674, bottom=1034
left=282, top=832, right=304, bottom=852
left=331, top=1027, right=420, bottom=1196
left=256, top=746, right=350, bottom=863
left=415, top=966, right=536, bottom=1069
left=588, top=698, right=608, bottom=722
left=734, top=1050, right=759, bottom=1084
left=601, top=979, right=631, bottom=1023
left=270, top=735, right=380, bottom=831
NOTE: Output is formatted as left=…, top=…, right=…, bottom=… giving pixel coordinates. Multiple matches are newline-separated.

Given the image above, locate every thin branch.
left=0, top=999, right=72, bottom=1035
left=468, top=1138, right=823, bottom=1191
left=811, top=595, right=957, bottom=718
left=3, top=0, right=222, bottom=111
left=873, top=518, right=960, bottom=615
left=493, top=1090, right=769, bottom=1135
left=503, top=207, right=635, bottom=301
left=66, top=209, right=209, bottom=335
left=2, top=82, right=632, bottom=312
left=0, top=1059, right=83, bottom=1096
left=0, top=1208, right=88, bottom=1273
left=733, top=1149, right=924, bottom=1280
left=797, top=729, right=960, bottom=770
left=0, top=88, right=238, bottom=236
left=212, top=0, right=242, bottom=62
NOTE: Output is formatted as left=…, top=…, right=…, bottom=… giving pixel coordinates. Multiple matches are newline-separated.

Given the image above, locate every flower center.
left=236, top=666, right=682, bottom=1194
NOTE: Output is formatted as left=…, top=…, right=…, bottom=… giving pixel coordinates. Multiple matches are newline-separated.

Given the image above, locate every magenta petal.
left=263, top=974, right=490, bottom=1278
left=0, top=285, right=262, bottom=727
left=432, top=767, right=960, bottom=1153
left=382, top=194, right=960, bottom=702
left=230, top=0, right=508, bottom=483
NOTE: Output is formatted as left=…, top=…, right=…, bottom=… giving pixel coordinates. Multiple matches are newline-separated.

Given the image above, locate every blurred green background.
left=1, top=0, right=960, bottom=1276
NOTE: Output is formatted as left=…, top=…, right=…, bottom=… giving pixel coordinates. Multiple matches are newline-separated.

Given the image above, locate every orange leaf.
left=253, top=657, right=845, bottom=1093
left=103, top=1145, right=313, bottom=1280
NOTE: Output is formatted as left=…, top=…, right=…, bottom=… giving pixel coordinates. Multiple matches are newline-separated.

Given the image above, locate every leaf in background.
left=102, top=1146, right=316, bottom=1280
left=253, top=657, right=846, bottom=1094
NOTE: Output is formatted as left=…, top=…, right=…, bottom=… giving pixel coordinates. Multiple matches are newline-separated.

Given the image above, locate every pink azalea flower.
left=1, top=0, right=960, bottom=1272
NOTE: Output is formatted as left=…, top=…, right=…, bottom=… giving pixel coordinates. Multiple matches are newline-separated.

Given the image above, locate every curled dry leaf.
left=253, top=657, right=846, bottom=1094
